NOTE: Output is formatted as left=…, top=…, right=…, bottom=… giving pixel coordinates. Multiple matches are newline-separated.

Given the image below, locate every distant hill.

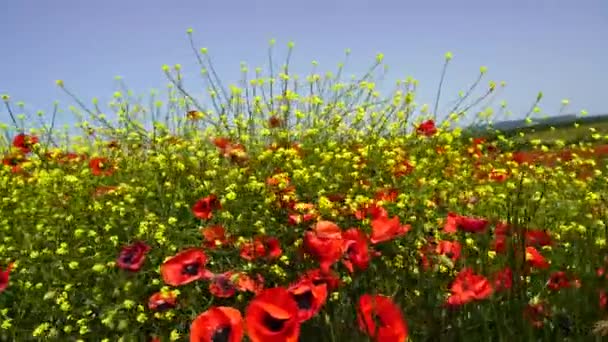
left=464, top=113, right=608, bottom=136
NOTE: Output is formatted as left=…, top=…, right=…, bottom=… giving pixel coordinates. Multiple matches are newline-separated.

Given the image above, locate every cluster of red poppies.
left=110, top=188, right=415, bottom=341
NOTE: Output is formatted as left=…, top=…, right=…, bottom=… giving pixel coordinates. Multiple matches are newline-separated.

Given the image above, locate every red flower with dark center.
left=303, top=268, right=340, bottom=291
left=446, top=268, right=493, bottom=306
left=303, top=221, right=345, bottom=273
left=160, top=248, right=213, bottom=286
left=342, top=228, right=370, bottom=273
left=0, top=262, right=13, bottom=293
left=239, top=236, right=282, bottom=261
left=443, top=212, right=488, bottom=234
left=12, top=133, right=38, bottom=154
left=357, top=294, right=408, bottom=342
left=492, top=267, right=513, bottom=292
left=116, top=241, right=150, bottom=272
left=288, top=277, right=328, bottom=322
left=192, top=194, right=222, bottom=220
left=600, top=290, right=607, bottom=310
left=547, top=271, right=572, bottom=291
left=526, top=247, right=550, bottom=269
left=201, top=225, right=232, bottom=248
left=416, top=119, right=437, bottom=137
left=89, top=157, right=115, bottom=176
left=190, top=306, right=244, bottom=342
left=148, top=291, right=177, bottom=311
left=210, top=272, right=237, bottom=298
left=370, top=216, right=411, bottom=244
left=245, top=287, right=300, bottom=342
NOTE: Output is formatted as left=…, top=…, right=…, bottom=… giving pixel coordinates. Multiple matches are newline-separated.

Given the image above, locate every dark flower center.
left=215, top=276, right=234, bottom=292
left=372, top=312, right=386, bottom=328
left=182, top=262, right=201, bottom=275
left=263, top=312, right=288, bottom=332
left=293, top=290, right=314, bottom=310
left=155, top=301, right=174, bottom=311
left=211, top=326, right=231, bottom=342
left=120, top=250, right=136, bottom=264
left=312, top=279, right=325, bottom=286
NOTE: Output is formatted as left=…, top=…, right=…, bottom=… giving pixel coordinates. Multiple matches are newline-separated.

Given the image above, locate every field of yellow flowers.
left=2, top=33, right=608, bottom=341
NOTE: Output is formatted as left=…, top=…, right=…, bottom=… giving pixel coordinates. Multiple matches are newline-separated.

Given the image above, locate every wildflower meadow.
left=2, top=31, right=608, bottom=341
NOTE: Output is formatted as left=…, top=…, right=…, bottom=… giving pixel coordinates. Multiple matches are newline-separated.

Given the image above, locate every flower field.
left=2, top=34, right=608, bottom=341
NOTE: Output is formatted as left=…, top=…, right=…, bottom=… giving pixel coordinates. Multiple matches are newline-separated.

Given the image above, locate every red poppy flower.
left=210, top=272, right=238, bottom=298
left=192, top=194, right=222, bottom=220
left=357, top=294, right=408, bottom=342
left=303, top=221, right=345, bottom=273
left=89, top=157, right=115, bottom=176
left=370, top=216, right=411, bottom=244
left=160, top=248, right=213, bottom=286
left=245, top=287, right=300, bottom=342
left=374, top=188, right=398, bottom=202
left=0, top=262, right=13, bottom=293
left=201, top=225, right=232, bottom=248
left=211, top=137, right=248, bottom=164
left=2, top=153, right=26, bottom=174
left=354, top=202, right=388, bottom=221
left=524, top=302, right=549, bottom=328
left=446, top=268, right=493, bottom=306
left=190, top=306, right=244, bottom=342
left=494, top=221, right=511, bottom=235
left=525, top=229, right=552, bottom=247
left=489, top=168, right=509, bottom=182
left=148, top=291, right=177, bottom=311
left=116, top=241, right=150, bottom=272
left=303, top=268, right=340, bottom=291
left=547, top=271, right=572, bottom=291
left=288, top=277, right=328, bottom=322
left=288, top=203, right=319, bottom=225
left=600, top=290, right=607, bottom=310
left=416, top=119, right=437, bottom=137
left=492, top=267, right=513, bottom=292
left=525, top=246, right=550, bottom=269
left=55, top=151, right=87, bottom=164
left=443, top=212, right=488, bottom=234
left=232, top=272, right=265, bottom=294
left=12, top=133, right=38, bottom=154
left=342, top=228, right=371, bottom=273
left=240, top=236, right=282, bottom=261
left=436, top=240, right=462, bottom=263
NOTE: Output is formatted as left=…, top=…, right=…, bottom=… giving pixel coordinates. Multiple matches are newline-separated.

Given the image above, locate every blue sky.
left=1, top=0, right=607, bottom=130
